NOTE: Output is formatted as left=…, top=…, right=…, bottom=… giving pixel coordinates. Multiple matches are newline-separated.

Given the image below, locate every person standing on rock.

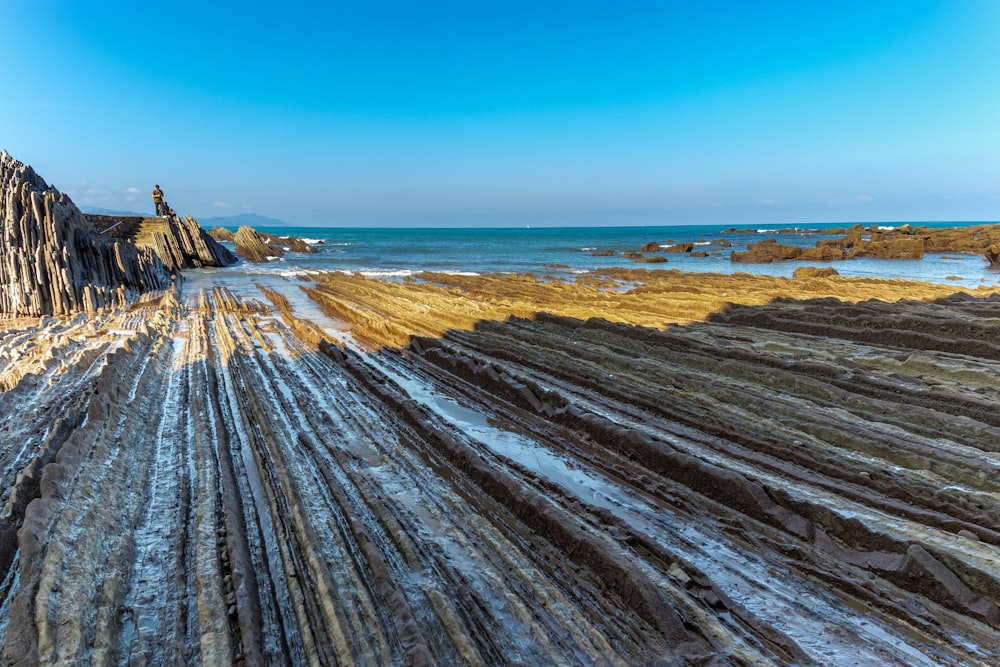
left=152, top=184, right=164, bottom=216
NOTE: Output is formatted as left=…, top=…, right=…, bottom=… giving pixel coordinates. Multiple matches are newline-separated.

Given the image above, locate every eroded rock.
left=0, top=151, right=172, bottom=316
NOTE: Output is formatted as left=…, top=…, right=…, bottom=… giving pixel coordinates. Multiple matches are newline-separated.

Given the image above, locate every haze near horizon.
left=2, top=1, right=999, bottom=228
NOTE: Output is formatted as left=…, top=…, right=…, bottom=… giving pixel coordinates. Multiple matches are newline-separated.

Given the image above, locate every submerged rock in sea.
left=0, top=150, right=172, bottom=316
left=261, top=232, right=316, bottom=254
left=731, top=239, right=805, bottom=263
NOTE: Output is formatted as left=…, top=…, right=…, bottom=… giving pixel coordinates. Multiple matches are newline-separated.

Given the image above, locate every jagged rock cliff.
left=0, top=151, right=172, bottom=316
left=233, top=225, right=284, bottom=262
left=133, top=215, right=237, bottom=270
left=85, top=214, right=237, bottom=270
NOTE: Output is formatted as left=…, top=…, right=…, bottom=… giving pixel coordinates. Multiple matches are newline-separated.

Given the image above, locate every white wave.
left=694, top=241, right=711, bottom=245
left=301, top=238, right=325, bottom=245
left=440, top=271, right=481, bottom=276
left=360, top=269, right=415, bottom=278
left=579, top=246, right=596, bottom=251
left=877, top=226, right=896, bottom=231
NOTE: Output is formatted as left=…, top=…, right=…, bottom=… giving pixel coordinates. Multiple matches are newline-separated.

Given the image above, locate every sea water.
left=210, top=222, right=1000, bottom=290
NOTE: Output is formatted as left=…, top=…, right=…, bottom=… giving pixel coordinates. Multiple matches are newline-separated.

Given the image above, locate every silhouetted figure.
left=152, top=184, right=165, bottom=216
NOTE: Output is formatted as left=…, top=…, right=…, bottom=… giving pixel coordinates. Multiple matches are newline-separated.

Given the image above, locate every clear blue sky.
left=3, top=1, right=999, bottom=227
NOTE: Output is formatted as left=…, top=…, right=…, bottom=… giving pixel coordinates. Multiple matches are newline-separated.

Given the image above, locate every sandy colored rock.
left=1, top=268, right=1000, bottom=664
left=0, top=151, right=171, bottom=316
left=208, top=226, right=236, bottom=242
left=233, top=225, right=284, bottom=262
left=132, top=215, right=237, bottom=270
left=731, top=239, right=805, bottom=263
left=793, top=266, right=840, bottom=279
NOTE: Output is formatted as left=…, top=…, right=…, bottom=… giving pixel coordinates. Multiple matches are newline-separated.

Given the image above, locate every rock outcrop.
left=260, top=231, right=317, bottom=254
left=793, top=266, right=840, bottom=279
left=732, top=224, right=1000, bottom=264
left=0, top=151, right=172, bottom=316
left=208, top=226, right=235, bottom=242
left=229, top=227, right=317, bottom=262
left=986, top=244, right=1000, bottom=268
left=132, top=215, right=236, bottom=270
left=731, top=239, right=805, bottom=263
left=84, top=215, right=237, bottom=271
left=233, top=225, right=284, bottom=262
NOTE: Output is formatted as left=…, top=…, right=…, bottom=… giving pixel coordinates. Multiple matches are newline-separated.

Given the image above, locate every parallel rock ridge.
left=133, top=215, right=237, bottom=271
left=84, top=214, right=237, bottom=270
left=0, top=151, right=172, bottom=316
left=225, top=225, right=316, bottom=263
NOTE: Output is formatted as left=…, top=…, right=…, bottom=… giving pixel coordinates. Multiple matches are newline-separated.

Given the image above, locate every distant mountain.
left=197, top=213, right=290, bottom=228
left=80, top=206, right=149, bottom=217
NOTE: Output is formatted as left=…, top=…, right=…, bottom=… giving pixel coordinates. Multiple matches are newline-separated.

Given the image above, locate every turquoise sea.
left=206, top=222, right=1000, bottom=291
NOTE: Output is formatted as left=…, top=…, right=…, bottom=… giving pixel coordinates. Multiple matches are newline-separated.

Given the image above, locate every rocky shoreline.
left=2, top=152, right=1000, bottom=664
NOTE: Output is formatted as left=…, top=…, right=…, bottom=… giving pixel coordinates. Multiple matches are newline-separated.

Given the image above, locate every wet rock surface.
left=0, top=152, right=171, bottom=316
left=1, top=267, right=999, bottom=664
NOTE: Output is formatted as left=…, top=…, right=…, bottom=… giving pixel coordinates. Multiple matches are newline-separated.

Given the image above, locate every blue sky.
left=3, top=1, right=999, bottom=227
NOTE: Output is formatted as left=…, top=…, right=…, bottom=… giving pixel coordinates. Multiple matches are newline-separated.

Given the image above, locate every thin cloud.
left=212, top=201, right=233, bottom=209
left=125, top=186, right=141, bottom=194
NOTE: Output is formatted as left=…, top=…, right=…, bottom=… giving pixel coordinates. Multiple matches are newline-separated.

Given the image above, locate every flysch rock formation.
left=233, top=225, right=283, bottom=262
left=85, top=214, right=237, bottom=271
left=0, top=151, right=172, bottom=316
left=227, top=225, right=316, bottom=263
left=132, top=215, right=236, bottom=271
left=1, top=269, right=1000, bottom=665
left=206, top=226, right=235, bottom=242
left=732, top=223, right=1000, bottom=263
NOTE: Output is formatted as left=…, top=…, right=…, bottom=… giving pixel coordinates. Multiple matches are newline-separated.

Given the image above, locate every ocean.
left=198, top=221, right=1000, bottom=291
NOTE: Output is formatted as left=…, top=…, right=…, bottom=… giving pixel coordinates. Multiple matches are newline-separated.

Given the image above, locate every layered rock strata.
left=0, top=151, right=171, bottom=316
left=232, top=225, right=284, bottom=262
left=132, top=215, right=236, bottom=270
left=84, top=214, right=237, bottom=270
left=207, top=226, right=235, bottom=242
left=1, top=271, right=1000, bottom=664
left=733, top=223, right=1000, bottom=263
left=231, top=226, right=316, bottom=262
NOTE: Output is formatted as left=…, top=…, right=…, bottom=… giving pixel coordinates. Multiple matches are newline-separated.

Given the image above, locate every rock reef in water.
left=207, top=226, right=235, bottom=242
left=232, top=225, right=316, bottom=262
left=233, top=225, right=283, bottom=262
left=0, top=151, right=172, bottom=316
left=732, top=223, right=1000, bottom=263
